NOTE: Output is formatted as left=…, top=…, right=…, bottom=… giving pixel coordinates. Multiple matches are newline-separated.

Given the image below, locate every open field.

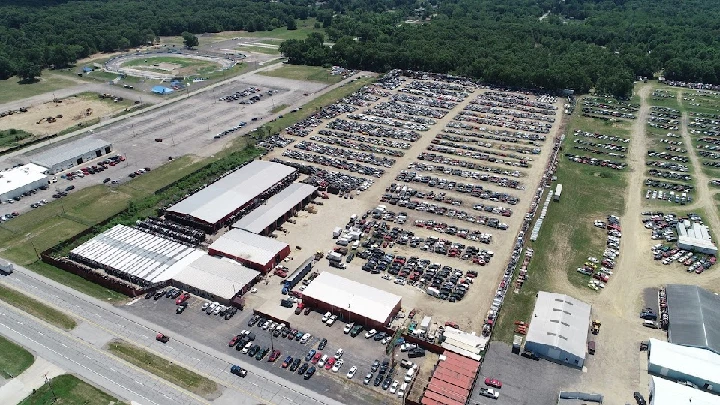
left=0, top=284, right=76, bottom=329
left=121, top=55, right=222, bottom=77
left=0, top=74, right=78, bottom=105
left=235, top=45, right=280, bottom=55
left=0, top=335, right=34, bottom=378
left=259, top=65, right=343, bottom=84
left=107, top=340, right=218, bottom=398
left=0, top=129, right=33, bottom=149
left=18, top=374, right=123, bottom=405
left=160, top=19, right=325, bottom=46
left=0, top=92, right=135, bottom=138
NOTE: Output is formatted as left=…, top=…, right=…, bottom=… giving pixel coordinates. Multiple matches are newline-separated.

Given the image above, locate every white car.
left=397, top=382, right=407, bottom=397
left=381, top=336, right=391, bottom=345
left=201, top=302, right=210, bottom=311
left=317, top=354, right=329, bottom=367
left=241, top=342, right=253, bottom=354
left=365, top=329, right=377, bottom=339
left=207, top=302, right=219, bottom=312
left=343, top=323, right=354, bottom=334
left=332, top=359, right=344, bottom=372
left=400, top=343, right=417, bottom=352
left=479, top=388, right=500, bottom=399
left=213, top=305, right=224, bottom=315
left=389, top=380, right=399, bottom=394
left=346, top=366, right=357, bottom=379
left=335, top=348, right=344, bottom=359
left=321, top=311, right=332, bottom=322
left=300, top=333, right=312, bottom=344
left=326, top=314, right=338, bottom=326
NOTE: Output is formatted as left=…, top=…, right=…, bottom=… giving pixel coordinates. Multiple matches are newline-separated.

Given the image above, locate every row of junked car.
left=576, top=216, right=622, bottom=291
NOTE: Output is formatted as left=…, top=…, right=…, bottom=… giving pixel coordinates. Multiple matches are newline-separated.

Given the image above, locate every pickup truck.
left=479, top=388, right=500, bottom=399
left=156, top=333, right=170, bottom=343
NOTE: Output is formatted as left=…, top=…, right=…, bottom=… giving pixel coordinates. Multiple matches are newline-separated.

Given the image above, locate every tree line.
left=0, top=0, right=313, bottom=81
left=1, top=0, right=720, bottom=97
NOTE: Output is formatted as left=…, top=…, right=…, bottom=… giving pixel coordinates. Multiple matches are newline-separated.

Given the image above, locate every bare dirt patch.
left=0, top=95, right=123, bottom=136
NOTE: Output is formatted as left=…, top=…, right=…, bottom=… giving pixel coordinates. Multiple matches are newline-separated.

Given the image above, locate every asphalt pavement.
left=0, top=265, right=347, bottom=405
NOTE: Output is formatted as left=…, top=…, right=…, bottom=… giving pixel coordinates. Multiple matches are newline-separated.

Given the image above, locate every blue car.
left=305, top=349, right=316, bottom=362
left=230, top=365, right=247, bottom=377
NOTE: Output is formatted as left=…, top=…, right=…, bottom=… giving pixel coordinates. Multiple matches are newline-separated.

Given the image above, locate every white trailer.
left=0, top=260, right=13, bottom=274
left=553, top=184, right=563, bottom=202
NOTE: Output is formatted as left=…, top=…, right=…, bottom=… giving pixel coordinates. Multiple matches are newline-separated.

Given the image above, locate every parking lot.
left=0, top=69, right=334, bottom=220
left=471, top=343, right=581, bottom=405
left=124, top=292, right=418, bottom=404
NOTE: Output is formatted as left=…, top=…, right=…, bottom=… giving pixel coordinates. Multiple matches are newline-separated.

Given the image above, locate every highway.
left=0, top=265, right=346, bottom=405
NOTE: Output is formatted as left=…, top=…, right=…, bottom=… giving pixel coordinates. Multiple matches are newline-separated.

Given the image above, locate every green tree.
left=286, top=18, right=297, bottom=30
left=0, top=55, right=15, bottom=80
left=181, top=31, right=199, bottom=49
left=17, top=61, right=42, bottom=83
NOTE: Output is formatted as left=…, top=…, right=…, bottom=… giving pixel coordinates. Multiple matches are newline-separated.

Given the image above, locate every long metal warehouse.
left=29, top=138, right=112, bottom=174
left=232, top=183, right=316, bottom=235
left=166, top=161, right=297, bottom=231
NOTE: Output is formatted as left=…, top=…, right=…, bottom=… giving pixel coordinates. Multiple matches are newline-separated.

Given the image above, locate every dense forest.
left=1, top=0, right=720, bottom=96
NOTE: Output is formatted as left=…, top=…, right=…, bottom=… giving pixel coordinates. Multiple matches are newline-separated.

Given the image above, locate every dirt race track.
left=541, top=83, right=720, bottom=405
left=104, top=52, right=236, bottom=80
left=0, top=95, right=128, bottom=136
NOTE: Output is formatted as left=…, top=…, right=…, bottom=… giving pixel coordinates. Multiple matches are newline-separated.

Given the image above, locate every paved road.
left=0, top=265, right=346, bottom=405
left=0, top=297, right=205, bottom=405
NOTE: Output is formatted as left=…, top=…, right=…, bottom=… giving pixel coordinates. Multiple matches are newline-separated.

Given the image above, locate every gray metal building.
left=29, top=138, right=113, bottom=174
left=232, top=183, right=316, bottom=235
left=524, top=291, right=591, bottom=368
left=666, top=284, right=720, bottom=354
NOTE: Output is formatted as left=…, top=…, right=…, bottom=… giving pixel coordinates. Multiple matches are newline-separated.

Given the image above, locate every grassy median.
left=18, top=374, right=123, bottom=405
left=0, top=284, right=76, bottom=330
left=0, top=335, right=34, bottom=378
left=107, top=340, right=217, bottom=398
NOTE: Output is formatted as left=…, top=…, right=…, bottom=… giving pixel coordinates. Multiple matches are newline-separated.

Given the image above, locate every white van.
left=404, top=366, right=416, bottom=382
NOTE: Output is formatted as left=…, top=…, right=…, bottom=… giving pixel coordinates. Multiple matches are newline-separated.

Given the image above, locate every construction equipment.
left=591, top=320, right=601, bottom=335
left=314, top=251, right=324, bottom=260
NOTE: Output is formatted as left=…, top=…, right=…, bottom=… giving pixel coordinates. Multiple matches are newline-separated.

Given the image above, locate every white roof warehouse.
left=167, top=161, right=296, bottom=230
left=300, top=272, right=402, bottom=329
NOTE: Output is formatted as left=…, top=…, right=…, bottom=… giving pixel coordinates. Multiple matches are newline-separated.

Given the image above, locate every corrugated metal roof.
left=0, top=163, right=47, bottom=195
left=441, top=327, right=487, bottom=359
left=30, top=138, right=111, bottom=167
left=422, top=390, right=465, bottom=405
left=209, top=229, right=289, bottom=266
left=427, top=380, right=468, bottom=404
left=525, top=291, right=591, bottom=359
left=301, top=272, right=401, bottom=323
left=650, top=376, right=720, bottom=405
left=70, top=225, right=195, bottom=283
left=171, top=254, right=260, bottom=300
left=168, top=161, right=296, bottom=225
left=649, top=339, right=720, bottom=388
left=233, top=183, right=316, bottom=233
left=667, top=284, right=720, bottom=354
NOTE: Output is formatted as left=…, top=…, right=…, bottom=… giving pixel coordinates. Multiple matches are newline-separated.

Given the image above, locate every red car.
left=324, top=357, right=336, bottom=370
left=484, top=377, right=502, bottom=389
left=175, top=293, right=190, bottom=305
left=311, top=352, right=322, bottom=364
left=269, top=350, right=281, bottom=362
left=228, top=334, right=242, bottom=347
left=295, top=302, right=305, bottom=315
left=445, top=321, right=459, bottom=329
left=156, top=333, right=169, bottom=343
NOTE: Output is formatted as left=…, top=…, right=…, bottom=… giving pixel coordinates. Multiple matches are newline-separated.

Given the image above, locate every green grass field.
left=18, top=374, right=123, bottom=405
left=0, top=284, right=76, bottom=330
left=493, top=104, right=630, bottom=344
left=259, top=65, right=342, bottom=84
left=271, top=103, right=290, bottom=114
left=0, top=129, right=34, bottom=149
left=0, top=335, right=34, bottom=378
left=0, top=73, right=77, bottom=104
left=236, top=45, right=280, bottom=55
left=123, top=56, right=213, bottom=69
left=108, top=340, right=217, bottom=397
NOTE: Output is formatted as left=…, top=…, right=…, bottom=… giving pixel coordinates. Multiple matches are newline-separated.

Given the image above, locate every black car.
left=248, top=315, right=259, bottom=327
left=297, top=363, right=309, bottom=375
left=373, top=332, right=386, bottom=341
left=289, top=358, right=301, bottom=371
left=144, top=291, right=154, bottom=299
left=633, top=392, right=647, bottom=405
left=225, top=307, right=237, bottom=320
left=382, top=376, right=392, bottom=390
left=65, top=185, right=75, bottom=191
left=103, top=178, right=111, bottom=183
left=153, top=291, right=164, bottom=300
left=247, top=345, right=260, bottom=357
left=304, top=366, right=316, bottom=380
left=165, top=288, right=176, bottom=298
left=373, top=375, right=383, bottom=386
left=318, top=338, right=327, bottom=350
left=176, top=303, right=188, bottom=314
left=408, top=348, right=426, bottom=358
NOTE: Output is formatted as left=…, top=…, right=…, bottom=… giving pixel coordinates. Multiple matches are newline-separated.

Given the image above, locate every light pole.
left=269, top=329, right=275, bottom=351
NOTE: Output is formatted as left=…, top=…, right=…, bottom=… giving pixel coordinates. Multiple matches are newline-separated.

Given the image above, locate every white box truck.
left=0, top=260, right=14, bottom=275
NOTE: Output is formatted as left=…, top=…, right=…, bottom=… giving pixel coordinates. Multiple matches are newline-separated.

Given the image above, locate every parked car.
left=365, top=329, right=377, bottom=339
left=304, top=366, right=316, bottom=380
left=297, top=363, right=309, bottom=375
left=268, top=350, right=281, bottom=362
left=633, top=392, right=647, bottom=405
left=346, top=366, right=358, bottom=379
left=176, top=303, right=188, bottom=314
left=344, top=323, right=354, bottom=334
left=485, top=377, right=502, bottom=388
left=363, top=373, right=373, bottom=385
left=305, top=349, right=316, bottom=362
left=155, top=333, right=169, bottom=343
left=479, top=388, right=499, bottom=399
left=318, top=338, right=327, bottom=350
